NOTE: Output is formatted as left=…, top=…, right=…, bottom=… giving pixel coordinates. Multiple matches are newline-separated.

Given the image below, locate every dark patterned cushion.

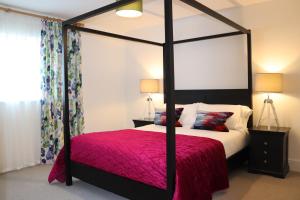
left=193, top=111, right=233, bottom=132
left=154, top=108, right=184, bottom=127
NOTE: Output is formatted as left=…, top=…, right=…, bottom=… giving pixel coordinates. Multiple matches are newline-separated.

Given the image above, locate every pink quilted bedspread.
left=48, top=129, right=229, bottom=200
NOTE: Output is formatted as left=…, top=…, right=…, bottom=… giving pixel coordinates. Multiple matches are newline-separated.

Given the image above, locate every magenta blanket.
left=48, top=129, right=229, bottom=200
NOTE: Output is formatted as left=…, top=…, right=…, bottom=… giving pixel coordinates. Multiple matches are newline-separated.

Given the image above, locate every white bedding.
left=135, top=124, right=249, bottom=158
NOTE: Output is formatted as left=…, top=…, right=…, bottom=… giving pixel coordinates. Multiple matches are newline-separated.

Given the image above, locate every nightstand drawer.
left=249, top=139, right=271, bottom=171
left=250, top=134, right=271, bottom=148
left=250, top=135, right=283, bottom=169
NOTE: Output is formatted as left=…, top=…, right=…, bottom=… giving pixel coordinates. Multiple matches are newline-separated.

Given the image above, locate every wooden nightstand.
left=132, top=118, right=154, bottom=128
left=248, top=126, right=290, bottom=178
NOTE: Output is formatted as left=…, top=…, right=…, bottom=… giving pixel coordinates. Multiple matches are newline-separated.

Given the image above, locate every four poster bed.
left=49, top=0, right=253, bottom=199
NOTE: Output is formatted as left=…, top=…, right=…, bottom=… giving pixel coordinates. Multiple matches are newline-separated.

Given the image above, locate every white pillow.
left=154, top=103, right=198, bottom=128
left=176, top=103, right=198, bottom=128
left=197, top=103, right=252, bottom=133
left=241, top=105, right=253, bottom=131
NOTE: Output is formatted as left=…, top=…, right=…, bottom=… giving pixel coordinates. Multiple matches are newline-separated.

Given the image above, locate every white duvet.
left=135, top=124, right=249, bottom=158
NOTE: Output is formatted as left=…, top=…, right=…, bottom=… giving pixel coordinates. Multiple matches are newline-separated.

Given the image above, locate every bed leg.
left=66, top=176, right=73, bottom=186
left=63, top=25, right=73, bottom=187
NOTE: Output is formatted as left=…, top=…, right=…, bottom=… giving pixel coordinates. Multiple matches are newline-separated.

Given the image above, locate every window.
left=0, top=12, right=41, bottom=102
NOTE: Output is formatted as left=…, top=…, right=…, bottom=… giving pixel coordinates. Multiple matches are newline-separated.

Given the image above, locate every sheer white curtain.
left=0, top=11, right=41, bottom=173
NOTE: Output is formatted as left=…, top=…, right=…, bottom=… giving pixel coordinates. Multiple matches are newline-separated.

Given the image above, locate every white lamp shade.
left=255, top=73, right=283, bottom=93
left=140, top=79, right=159, bottom=93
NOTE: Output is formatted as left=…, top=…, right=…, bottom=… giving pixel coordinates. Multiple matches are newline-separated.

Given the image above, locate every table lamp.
left=255, top=73, right=283, bottom=130
left=140, top=79, right=159, bottom=119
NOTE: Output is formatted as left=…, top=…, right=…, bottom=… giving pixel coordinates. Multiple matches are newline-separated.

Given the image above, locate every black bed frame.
left=62, top=1, right=253, bottom=199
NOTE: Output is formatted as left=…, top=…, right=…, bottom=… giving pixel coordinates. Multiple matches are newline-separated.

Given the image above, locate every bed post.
left=164, top=0, right=176, bottom=199
left=62, top=25, right=72, bottom=186
left=247, top=30, right=253, bottom=126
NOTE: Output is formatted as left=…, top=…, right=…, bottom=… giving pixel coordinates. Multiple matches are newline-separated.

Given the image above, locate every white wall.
left=174, top=36, right=247, bottom=90
left=81, top=0, right=300, bottom=171
left=123, top=6, right=249, bottom=122
left=123, top=0, right=300, bottom=171
left=240, top=0, right=300, bottom=172
left=122, top=12, right=249, bottom=127
left=81, top=32, right=128, bottom=132
left=123, top=42, right=164, bottom=126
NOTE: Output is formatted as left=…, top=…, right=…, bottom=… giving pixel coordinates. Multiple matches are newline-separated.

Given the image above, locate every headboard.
left=173, top=89, right=253, bottom=126
left=174, top=89, right=251, bottom=106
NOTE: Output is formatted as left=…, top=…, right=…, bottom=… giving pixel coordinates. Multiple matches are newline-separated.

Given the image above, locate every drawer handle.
left=264, top=151, right=268, bottom=155
left=264, top=142, right=268, bottom=146
left=264, top=160, right=268, bottom=164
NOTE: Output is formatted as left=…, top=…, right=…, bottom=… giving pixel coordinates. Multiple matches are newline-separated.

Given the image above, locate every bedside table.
left=132, top=118, right=154, bottom=128
left=248, top=126, right=290, bottom=178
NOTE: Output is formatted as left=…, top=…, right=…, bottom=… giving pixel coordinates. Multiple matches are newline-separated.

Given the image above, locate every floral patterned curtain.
left=40, top=20, right=84, bottom=164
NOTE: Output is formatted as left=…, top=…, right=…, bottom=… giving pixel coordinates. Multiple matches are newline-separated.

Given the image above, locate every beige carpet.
left=0, top=165, right=299, bottom=200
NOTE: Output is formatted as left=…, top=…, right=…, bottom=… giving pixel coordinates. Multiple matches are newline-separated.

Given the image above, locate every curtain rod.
left=0, top=6, right=84, bottom=26
left=0, top=6, right=64, bottom=22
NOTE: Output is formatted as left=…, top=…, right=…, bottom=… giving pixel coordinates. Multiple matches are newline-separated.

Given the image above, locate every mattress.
left=135, top=124, right=249, bottom=158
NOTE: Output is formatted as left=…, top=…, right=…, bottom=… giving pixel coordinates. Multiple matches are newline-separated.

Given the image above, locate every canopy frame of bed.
left=62, top=0, right=253, bottom=199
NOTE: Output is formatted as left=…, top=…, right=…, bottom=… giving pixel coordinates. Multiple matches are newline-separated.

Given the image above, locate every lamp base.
left=145, top=95, right=154, bottom=120
left=256, top=95, right=279, bottom=130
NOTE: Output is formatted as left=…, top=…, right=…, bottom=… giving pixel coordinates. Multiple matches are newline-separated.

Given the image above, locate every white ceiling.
left=0, top=0, right=272, bottom=20
left=0, top=0, right=272, bottom=36
left=0, top=0, right=112, bottom=19
left=81, top=0, right=272, bottom=35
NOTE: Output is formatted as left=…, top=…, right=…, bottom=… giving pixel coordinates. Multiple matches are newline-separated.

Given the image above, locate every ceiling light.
left=116, top=0, right=143, bottom=18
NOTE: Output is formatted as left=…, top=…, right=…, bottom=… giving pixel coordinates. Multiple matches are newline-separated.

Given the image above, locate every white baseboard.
left=289, top=159, right=300, bottom=172
left=0, top=161, right=40, bottom=174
